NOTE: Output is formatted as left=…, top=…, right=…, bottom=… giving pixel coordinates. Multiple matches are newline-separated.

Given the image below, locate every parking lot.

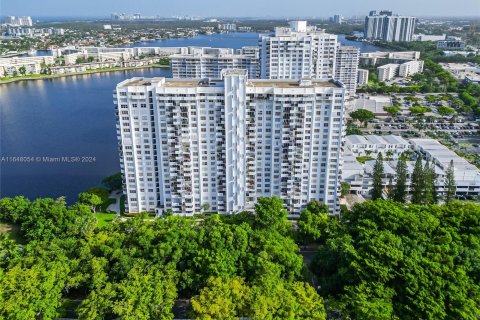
left=363, top=117, right=479, bottom=139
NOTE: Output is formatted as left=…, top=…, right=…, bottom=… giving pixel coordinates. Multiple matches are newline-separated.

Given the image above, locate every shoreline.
left=0, top=64, right=170, bottom=85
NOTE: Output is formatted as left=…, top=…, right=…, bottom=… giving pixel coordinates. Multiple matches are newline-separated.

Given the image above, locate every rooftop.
left=118, top=77, right=342, bottom=89
left=410, top=139, right=480, bottom=177
left=118, top=77, right=164, bottom=87
left=347, top=135, right=368, bottom=145
left=248, top=79, right=340, bottom=88
left=346, top=134, right=409, bottom=146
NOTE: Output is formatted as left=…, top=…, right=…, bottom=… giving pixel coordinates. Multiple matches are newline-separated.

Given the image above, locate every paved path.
left=107, top=191, right=123, bottom=214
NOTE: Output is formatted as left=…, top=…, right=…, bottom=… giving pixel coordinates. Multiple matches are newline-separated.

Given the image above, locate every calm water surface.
left=0, top=68, right=171, bottom=202
left=0, top=33, right=383, bottom=202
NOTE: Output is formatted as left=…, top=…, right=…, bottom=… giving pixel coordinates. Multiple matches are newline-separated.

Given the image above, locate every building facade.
left=365, top=11, right=416, bottom=42
left=377, top=63, right=400, bottom=81
left=359, top=51, right=421, bottom=66
left=376, top=60, right=424, bottom=81
left=5, top=27, right=65, bottom=37
left=357, top=69, right=370, bottom=86
left=342, top=136, right=480, bottom=199
left=5, top=16, right=33, bottom=26
left=169, top=47, right=260, bottom=79
left=437, top=38, right=466, bottom=50
left=331, top=15, right=343, bottom=24
left=114, top=71, right=346, bottom=215
left=334, top=46, right=360, bottom=96
left=0, top=55, right=54, bottom=77
left=398, top=60, right=424, bottom=77
left=218, top=23, right=237, bottom=31
left=412, top=34, right=446, bottom=41
left=259, top=21, right=338, bottom=80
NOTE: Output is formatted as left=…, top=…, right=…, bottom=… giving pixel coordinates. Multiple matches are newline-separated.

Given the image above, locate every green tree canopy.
left=102, top=172, right=123, bottom=191
left=298, top=200, right=329, bottom=244
left=383, top=106, right=401, bottom=117
left=371, top=153, right=384, bottom=200
left=409, top=106, right=431, bottom=115
left=445, top=160, right=456, bottom=202
left=437, top=105, right=456, bottom=117
left=254, top=196, right=289, bottom=234
left=411, top=156, right=425, bottom=204
left=79, top=192, right=102, bottom=213
left=393, top=158, right=408, bottom=203
left=311, top=201, right=480, bottom=320
left=350, top=109, right=375, bottom=127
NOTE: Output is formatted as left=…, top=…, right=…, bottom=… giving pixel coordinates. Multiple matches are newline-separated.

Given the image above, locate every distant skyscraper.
left=334, top=46, right=360, bottom=96
left=218, top=23, right=237, bottom=31
left=365, top=11, right=416, bottom=42
left=331, top=15, right=344, bottom=24
left=114, top=71, right=346, bottom=215
left=5, top=16, right=33, bottom=26
left=259, top=21, right=338, bottom=80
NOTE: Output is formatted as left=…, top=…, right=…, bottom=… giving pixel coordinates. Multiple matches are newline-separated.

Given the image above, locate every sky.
left=1, top=0, right=479, bottom=18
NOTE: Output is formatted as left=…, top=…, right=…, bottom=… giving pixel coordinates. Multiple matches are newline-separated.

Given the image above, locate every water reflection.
left=0, top=67, right=171, bottom=202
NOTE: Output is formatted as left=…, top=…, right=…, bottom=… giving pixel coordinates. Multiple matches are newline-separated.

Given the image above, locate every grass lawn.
left=95, top=213, right=117, bottom=228
left=356, top=156, right=375, bottom=164
left=0, top=223, right=25, bottom=243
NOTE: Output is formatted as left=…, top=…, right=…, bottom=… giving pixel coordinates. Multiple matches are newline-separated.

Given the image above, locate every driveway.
left=107, top=190, right=123, bottom=215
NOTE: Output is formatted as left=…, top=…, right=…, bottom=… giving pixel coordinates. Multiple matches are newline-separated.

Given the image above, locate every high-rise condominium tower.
left=334, top=46, right=360, bottom=96
left=259, top=21, right=338, bottom=80
left=5, top=16, right=33, bottom=26
left=114, top=70, right=346, bottom=215
left=365, top=11, right=416, bottom=42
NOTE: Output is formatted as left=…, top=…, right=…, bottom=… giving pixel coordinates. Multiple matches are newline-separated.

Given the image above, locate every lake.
left=0, top=33, right=384, bottom=202
left=0, top=68, right=172, bottom=202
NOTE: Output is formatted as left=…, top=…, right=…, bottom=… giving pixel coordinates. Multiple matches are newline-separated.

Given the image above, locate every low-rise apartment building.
left=378, top=63, right=400, bottom=81
left=342, top=136, right=480, bottom=199
left=357, top=69, right=369, bottom=86
left=169, top=46, right=260, bottom=79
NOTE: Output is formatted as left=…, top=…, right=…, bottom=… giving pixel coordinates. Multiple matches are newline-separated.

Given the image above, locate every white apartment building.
left=332, top=15, right=343, bottom=24
left=81, top=47, right=134, bottom=62
left=359, top=51, right=421, bottom=66
left=346, top=135, right=410, bottom=158
left=357, top=69, right=369, bottom=86
left=342, top=136, right=480, bottom=199
left=377, top=60, right=424, bottom=81
left=0, top=55, right=54, bottom=77
left=169, top=47, right=260, bottom=79
left=0, top=62, right=39, bottom=77
left=365, top=11, right=416, bottom=42
left=114, top=71, right=346, bottom=215
left=411, top=139, right=480, bottom=197
left=218, top=23, right=237, bottom=31
left=399, top=60, right=424, bottom=77
left=62, top=46, right=183, bottom=65
left=413, top=34, right=446, bottom=42
left=5, top=16, right=33, bottom=26
left=5, top=28, right=65, bottom=37
left=377, top=63, right=400, bottom=81
left=437, top=38, right=466, bottom=50
left=334, top=46, right=360, bottom=96
left=259, top=21, right=338, bottom=80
